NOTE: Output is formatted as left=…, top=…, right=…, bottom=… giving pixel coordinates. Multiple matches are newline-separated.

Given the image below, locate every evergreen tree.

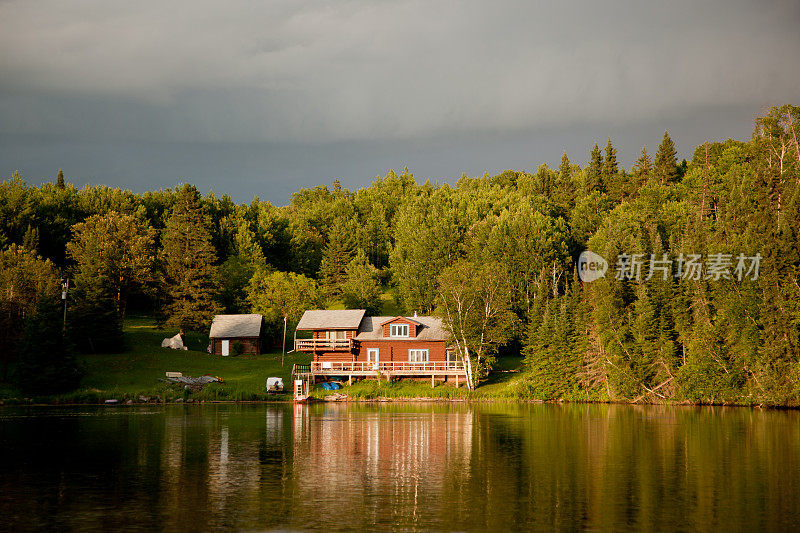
left=633, top=146, right=652, bottom=177
left=318, top=218, right=356, bottom=298
left=654, top=131, right=678, bottom=183
left=603, top=139, right=618, bottom=177
left=629, top=146, right=653, bottom=195
left=69, top=281, right=124, bottom=353
left=523, top=288, right=584, bottom=399
left=585, top=143, right=605, bottom=193
left=22, top=224, right=39, bottom=252
left=558, top=153, right=572, bottom=183
left=555, top=153, right=577, bottom=207
left=161, top=184, right=222, bottom=330
left=533, top=164, right=556, bottom=197
left=56, top=169, right=66, bottom=190
left=14, top=297, right=83, bottom=395
left=604, top=139, right=623, bottom=202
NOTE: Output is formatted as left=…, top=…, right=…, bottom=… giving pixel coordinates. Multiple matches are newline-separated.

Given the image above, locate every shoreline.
left=1, top=396, right=796, bottom=410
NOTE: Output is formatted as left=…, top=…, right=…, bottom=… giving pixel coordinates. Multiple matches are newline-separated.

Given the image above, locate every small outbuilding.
left=209, top=314, right=263, bottom=356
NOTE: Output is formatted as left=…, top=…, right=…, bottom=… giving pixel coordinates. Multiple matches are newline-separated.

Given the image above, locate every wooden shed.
left=209, top=314, right=263, bottom=356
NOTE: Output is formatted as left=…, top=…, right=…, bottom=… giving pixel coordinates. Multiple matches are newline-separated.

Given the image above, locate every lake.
left=1, top=403, right=798, bottom=531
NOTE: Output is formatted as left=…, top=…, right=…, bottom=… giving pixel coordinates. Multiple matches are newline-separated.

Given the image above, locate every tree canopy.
left=2, top=104, right=800, bottom=402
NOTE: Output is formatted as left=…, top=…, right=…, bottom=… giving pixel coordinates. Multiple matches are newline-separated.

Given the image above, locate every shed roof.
left=295, top=309, right=366, bottom=330
left=355, top=316, right=448, bottom=341
left=209, top=314, right=263, bottom=339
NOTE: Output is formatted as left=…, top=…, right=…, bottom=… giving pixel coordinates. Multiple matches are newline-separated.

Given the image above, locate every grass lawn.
left=2, top=316, right=311, bottom=403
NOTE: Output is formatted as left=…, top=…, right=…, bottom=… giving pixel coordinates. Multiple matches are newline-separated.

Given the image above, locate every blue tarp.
left=321, top=382, right=341, bottom=390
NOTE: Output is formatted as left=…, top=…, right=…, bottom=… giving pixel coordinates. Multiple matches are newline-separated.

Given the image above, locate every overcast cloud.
left=1, top=0, right=799, bottom=203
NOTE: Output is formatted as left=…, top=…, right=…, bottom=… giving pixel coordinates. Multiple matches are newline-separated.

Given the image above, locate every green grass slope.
left=2, top=316, right=311, bottom=403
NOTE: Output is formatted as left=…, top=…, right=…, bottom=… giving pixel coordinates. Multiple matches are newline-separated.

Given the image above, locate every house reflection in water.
left=291, top=404, right=475, bottom=526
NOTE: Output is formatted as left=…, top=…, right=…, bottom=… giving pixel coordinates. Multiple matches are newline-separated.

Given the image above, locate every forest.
left=1, top=105, right=799, bottom=405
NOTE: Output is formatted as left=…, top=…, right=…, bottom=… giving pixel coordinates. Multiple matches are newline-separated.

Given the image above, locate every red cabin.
left=292, top=310, right=465, bottom=387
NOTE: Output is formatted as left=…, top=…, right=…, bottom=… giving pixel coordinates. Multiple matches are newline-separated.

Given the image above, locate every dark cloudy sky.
left=1, top=1, right=799, bottom=204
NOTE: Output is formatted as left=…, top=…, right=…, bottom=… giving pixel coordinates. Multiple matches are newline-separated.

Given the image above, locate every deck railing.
left=309, top=360, right=465, bottom=373
left=295, top=338, right=355, bottom=352
left=292, top=363, right=311, bottom=375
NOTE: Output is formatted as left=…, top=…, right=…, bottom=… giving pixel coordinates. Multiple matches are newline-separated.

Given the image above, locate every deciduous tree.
left=435, top=260, right=517, bottom=389
left=67, top=211, right=157, bottom=320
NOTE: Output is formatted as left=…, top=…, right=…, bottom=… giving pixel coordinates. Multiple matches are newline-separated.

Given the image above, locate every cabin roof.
left=209, top=314, right=263, bottom=339
left=355, top=316, right=447, bottom=341
left=379, top=315, right=423, bottom=326
left=296, top=309, right=366, bottom=330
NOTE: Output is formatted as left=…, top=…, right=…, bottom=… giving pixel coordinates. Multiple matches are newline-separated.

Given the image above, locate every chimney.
left=413, top=311, right=417, bottom=318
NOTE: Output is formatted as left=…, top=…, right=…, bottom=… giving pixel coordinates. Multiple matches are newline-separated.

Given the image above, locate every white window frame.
left=367, top=348, right=379, bottom=363
left=390, top=323, right=410, bottom=337
left=446, top=350, right=459, bottom=368
left=408, top=349, right=429, bottom=363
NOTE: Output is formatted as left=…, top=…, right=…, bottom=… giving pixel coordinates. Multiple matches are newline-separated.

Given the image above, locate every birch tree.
left=435, top=260, right=517, bottom=389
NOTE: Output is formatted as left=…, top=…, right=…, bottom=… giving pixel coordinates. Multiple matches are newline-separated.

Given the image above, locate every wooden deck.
left=294, top=338, right=357, bottom=352
left=291, top=361, right=467, bottom=387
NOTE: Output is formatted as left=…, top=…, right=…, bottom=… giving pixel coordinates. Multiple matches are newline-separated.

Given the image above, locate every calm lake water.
left=1, top=403, right=799, bottom=532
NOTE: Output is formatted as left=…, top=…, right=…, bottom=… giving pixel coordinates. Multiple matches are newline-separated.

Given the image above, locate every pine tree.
left=604, top=139, right=623, bottom=202
left=22, top=224, right=39, bottom=252
left=585, top=143, right=605, bottom=193
left=318, top=218, right=356, bottom=298
left=70, top=280, right=123, bottom=353
left=558, top=153, right=572, bottom=183
left=162, top=184, right=222, bottom=330
left=654, top=131, right=678, bottom=183
left=556, top=153, right=577, bottom=207
left=56, top=169, right=65, bottom=190
left=633, top=146, right=652, bottom=177
left=603, top=139, right=618, bottom=177
left=629, top=146, right=653, bottom=196
left=14, top=297, right=83, bottom=394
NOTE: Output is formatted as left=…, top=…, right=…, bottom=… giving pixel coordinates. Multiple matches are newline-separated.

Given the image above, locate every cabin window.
left=408, top=349, right=429, bottom=363
left=367, top=348, right=379, bottom=363
left=326, top=330, right=346, bottom=340
left=446, top=350, right=459, bottom=368
left=390, top=324, right=410, bottom=337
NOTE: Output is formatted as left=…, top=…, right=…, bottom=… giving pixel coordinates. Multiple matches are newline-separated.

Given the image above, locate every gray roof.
left=295, top=309, right=366, bottom=330
left=209, top=314, right=263, bottom=339
left=355, top=316, right=448, bottom=341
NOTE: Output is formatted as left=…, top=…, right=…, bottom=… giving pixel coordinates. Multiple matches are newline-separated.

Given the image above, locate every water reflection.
left=291, top=404, right=474, bottom=530
left=0, top=403, right=798, bottom=531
